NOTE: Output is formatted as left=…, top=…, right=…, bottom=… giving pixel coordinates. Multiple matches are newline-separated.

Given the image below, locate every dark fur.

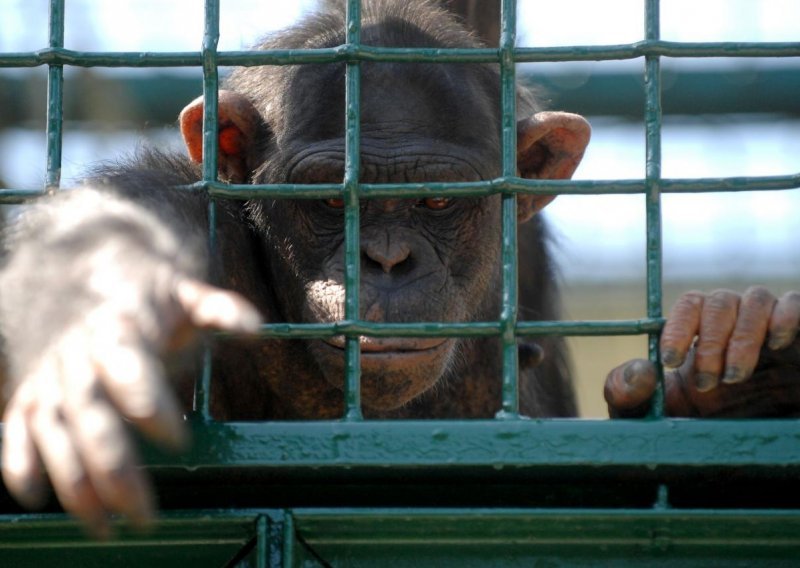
left=0, top=0, right=576, bottom=419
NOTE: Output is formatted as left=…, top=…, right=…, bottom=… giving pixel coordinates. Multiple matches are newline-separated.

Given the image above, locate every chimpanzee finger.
left=27, top=366, right=110, bottom=538
left=722, top=286, right=776, bottom=385
left=660, top=291, right=704, bottom=368
left=768, top=291, right=800, bottom=350
left=58, top=333, right=156, bottom=529
left=92, top=329, right=188, bottom=452
left=174, top=278, right=262, bottom=334
left=692, top=289, right=740, bottom=392
left=2, top=381, right=47, bottom=509
left=604, top=359, right=657, bottom=418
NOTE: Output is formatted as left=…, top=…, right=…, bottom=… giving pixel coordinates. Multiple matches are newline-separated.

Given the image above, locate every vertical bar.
left=343, top=0, right=363, bottom=421
left=281, top=510, right=295, bottom=568
left=644, top=0, right=665, bottom=418
left=256, top=515, right=268, bottom=568
left=202, top=0, right=221, bottom=182
left=192, top=343, right=213, bottom=419
left=654, top=483, right=670, bottom=509
left=496, top=0, right=520, bottom=419
left=45, top=0, right=65, bottom=193
left=256, top=513, right=292, bottom=568
left=192, top=0, right=221, bottom=419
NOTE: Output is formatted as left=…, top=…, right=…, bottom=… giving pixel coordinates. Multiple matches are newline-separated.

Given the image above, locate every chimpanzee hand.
left=605, top=288, right=800, bottom=418
left=0, top=189, right=261, bottom=536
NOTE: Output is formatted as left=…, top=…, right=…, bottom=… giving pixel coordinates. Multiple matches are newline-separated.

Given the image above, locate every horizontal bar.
left=130, top=419, right=800, bottom=469
left=514, top=41, right=800, bottom=62
left=5, top=507, right=800, bottom=549
left=0, top=509, right=259, bottom=548
left=204, top=173, right=800, bottom=200
left=516, top=319, right=663, bottom=336
left=0, top=189, right=48, bottom=204
left=295, top=507, right=800, bottom=546
left=220, top=318, right=663, bottom=341
left=3, top=172, right=796, bottom=204
left=2, top=41, right=798, bottom=69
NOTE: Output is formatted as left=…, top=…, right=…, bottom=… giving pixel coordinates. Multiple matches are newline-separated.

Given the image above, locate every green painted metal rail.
left=2, top=507, right=800, bottom=566
left=2, top=40, right=799, bottom=68
left=1, top=0, right=800, bottom=565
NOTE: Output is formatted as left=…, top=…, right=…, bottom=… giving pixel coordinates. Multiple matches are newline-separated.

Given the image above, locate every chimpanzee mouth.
left=312, top=336, right=455, bottom=409
left=322, top=336, right=448, bottom=353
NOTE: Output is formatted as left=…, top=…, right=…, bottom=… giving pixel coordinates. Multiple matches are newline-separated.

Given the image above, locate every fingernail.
left=622, top=361, right=635, bottom=386
left=768, top=334, right=788, bottom=351
left=722, top=366, right=747, bottom=384
left=695, top=372, right=718, bottom=392
left=661, top=348, right=680, bottom=368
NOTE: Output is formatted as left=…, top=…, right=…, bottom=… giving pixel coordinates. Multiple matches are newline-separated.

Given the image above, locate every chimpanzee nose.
left=363, top=235, right=411, bottom=274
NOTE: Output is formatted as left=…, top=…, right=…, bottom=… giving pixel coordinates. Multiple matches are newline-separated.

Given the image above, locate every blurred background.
left=0, top=0, right=797, bottom=416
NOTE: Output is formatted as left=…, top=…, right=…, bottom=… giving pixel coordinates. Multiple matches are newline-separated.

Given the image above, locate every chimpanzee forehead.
left=285, top=59, right=501, bottom=153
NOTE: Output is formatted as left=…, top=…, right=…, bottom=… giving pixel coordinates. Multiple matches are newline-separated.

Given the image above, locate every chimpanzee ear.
left=516, top=111, right=591, bottom=222
left=179, top=90, right=265, bottom=183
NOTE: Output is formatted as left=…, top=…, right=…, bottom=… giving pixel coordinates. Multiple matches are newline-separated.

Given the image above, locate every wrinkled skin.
left=605, top=288, right=800, bottom=418
left=0, top=0, right=798, bottom=538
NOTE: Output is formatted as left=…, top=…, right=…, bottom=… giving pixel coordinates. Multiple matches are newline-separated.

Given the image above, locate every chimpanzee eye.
left=323, top=198, right=345, bottom=209
left=420, top=197, right=452, bottom=210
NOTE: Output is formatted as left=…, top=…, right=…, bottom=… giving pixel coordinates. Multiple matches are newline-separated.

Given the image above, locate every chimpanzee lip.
left=322, top=336, right=447, bottom=353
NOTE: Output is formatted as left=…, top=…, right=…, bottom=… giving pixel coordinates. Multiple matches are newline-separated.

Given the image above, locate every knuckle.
left=705, top=289, right=739, bottom=313
left=782, top=290, right=800, bottom=308
left=743, top=285, right=775, bottom=309
left=695, top=341, right=725, bottom=360
left=709, top=288, right=738, bottom=301
left=677, top=291, right=705, bottom=309
left=727, top=334, right=760, bottom=357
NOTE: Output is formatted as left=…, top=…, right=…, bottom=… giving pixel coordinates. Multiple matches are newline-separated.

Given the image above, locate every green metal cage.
left=1, top=0, right=800, bottom=565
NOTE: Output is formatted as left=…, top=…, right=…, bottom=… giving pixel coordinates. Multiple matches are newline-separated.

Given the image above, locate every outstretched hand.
left=1, top=275, right=261, bottom=537
left=605, top=288, right=800, bottom=418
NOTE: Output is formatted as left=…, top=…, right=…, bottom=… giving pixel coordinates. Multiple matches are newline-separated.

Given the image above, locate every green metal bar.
left=2, top=41, right=799, bottom=68
left=229, top=318, right=664, bottom=340
left=645, top=0, right=665, bottom=419
left=5, top=170, right=799, bottom=205
left=282, top=511, right=295, bottom=568
left=191, top=343, right=213, bottom=420
left=497, top=0, right=520, bottom=419
left=0, top=508, right=257, bottom=547
left=343, top=0, right=363, bottom=421
left=203, top=173, right=800, bottom=200
left=0, top=190, right=48, bottom=204
left=4, top=507, right=800, bottom=551
left=132, top=419, right=800, bottom=469
left=654, top=484, right=670, bottom=510
left=256, top=515, right=268, bottom=568
left=201, top=0, right=220, bottom=182
left=293, top=507, right=800, bottom=550
left=192, top=0, right=222, bottom=421
left=45, top=0, right=65, bottom=192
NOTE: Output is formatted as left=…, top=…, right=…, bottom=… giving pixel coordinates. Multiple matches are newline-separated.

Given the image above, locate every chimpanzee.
left=0, top=0, right=798, bottom=535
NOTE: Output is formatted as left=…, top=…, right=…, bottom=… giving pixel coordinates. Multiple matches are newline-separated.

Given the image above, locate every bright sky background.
left=0, top=0, right=798, bottom=283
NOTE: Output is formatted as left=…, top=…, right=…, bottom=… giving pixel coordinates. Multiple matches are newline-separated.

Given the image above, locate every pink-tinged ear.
left=179, top=90, right=264, bottom=183
left=516, top=111, right=591, bottom=222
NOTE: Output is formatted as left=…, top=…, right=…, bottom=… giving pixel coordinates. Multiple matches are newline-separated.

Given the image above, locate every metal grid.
left=1, top=0, right=800, bottom=565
